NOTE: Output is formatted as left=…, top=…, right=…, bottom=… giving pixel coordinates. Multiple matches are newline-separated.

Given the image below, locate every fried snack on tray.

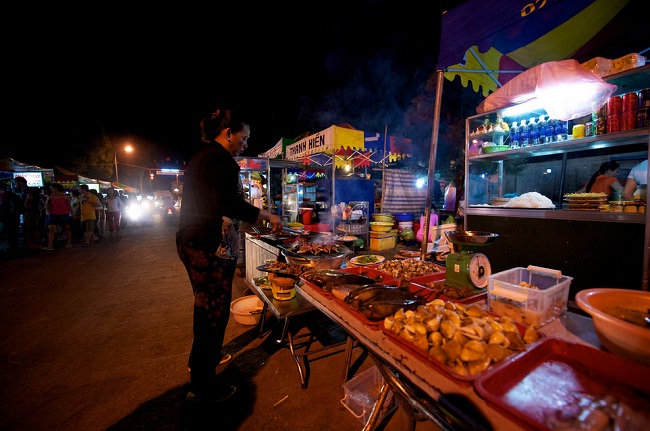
left=265, top=261, right=310, bottom=276
left=383, top=299, right=540, bottom=376
left=375, top=259, right=443, bottom=279
left=426, top=282, right=476, bottom=299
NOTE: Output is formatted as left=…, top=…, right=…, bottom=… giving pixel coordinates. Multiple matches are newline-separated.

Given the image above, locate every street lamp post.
left=114, top=152, right=119, bottom=188
left=114, top=145, right=133, bottom=189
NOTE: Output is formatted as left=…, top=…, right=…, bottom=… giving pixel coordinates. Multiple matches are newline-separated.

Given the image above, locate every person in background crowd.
left=577, top=161, right=624, bottom=198
left=118, top=190, right=129, bottom=228
left=23, top=187, right=43, bottom=249
left=40, top=185, right=52, bottom=244
left=105, top=188, right=122, bottom=239
left=13, top=176, right=29, bottom=246
left=79, top=185, right=101, bottom=247
left=176, top=107, right=283, bottom=404
left=0, top=182, right=23, bottom=255
left=90, top=189, right=105, bottom=239
left=70, top=189, right=83, bottom=241
left=623, top=159, right=648, bottom=201
left=43, top=183, right=73, bottom=251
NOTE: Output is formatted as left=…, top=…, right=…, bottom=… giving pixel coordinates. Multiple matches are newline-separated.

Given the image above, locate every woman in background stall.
left=577, top=161, right=624, bottom=198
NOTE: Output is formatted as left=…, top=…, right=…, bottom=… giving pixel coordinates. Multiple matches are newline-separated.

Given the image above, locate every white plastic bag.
left=534, top=60, right=617, bottom=121
left=477, top=60, right=617, bottom=121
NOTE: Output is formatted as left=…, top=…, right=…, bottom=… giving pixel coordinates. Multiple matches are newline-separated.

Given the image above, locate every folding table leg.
left=256, top=302, right=269, bottom=339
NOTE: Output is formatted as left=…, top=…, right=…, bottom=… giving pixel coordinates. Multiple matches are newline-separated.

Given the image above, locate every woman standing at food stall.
left=176, top=107, right=283, bottom=403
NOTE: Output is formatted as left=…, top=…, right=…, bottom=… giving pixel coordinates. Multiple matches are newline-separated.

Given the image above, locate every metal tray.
left=256, top=263, right=306, bottom=279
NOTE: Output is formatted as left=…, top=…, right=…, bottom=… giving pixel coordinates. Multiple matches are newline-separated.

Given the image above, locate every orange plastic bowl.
left=575, top=288, right=650, bottom=366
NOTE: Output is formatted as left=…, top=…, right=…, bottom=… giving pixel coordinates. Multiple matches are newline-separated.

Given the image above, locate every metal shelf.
left=465, top=206, right=646, bottom=224
left=469, top=129, right=648, bottom=161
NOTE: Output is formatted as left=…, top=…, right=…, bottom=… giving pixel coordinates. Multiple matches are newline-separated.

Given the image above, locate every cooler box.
left=369, top=231, right=397, bottom=251
left=341, top=366, right=397, bottom=425
left=487, top=266, right=573, bottom=327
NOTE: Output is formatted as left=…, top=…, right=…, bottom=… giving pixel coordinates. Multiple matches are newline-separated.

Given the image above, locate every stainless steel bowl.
left=281, top=246, right=353, bottom=270
left=444, top=230, right=499, bottom=245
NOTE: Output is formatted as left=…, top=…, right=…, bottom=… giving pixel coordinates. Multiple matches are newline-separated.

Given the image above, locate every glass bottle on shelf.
left=528, top=117, right=539, bottom=145
left=519, top=119, right=529, bottom=147
left=556, top=119, right=569, bottom=142
left=546, top=116, right=557, bottom=142
left=537, top=115, right=548, bottom=144
left=509, top=121, right=520, bottom=148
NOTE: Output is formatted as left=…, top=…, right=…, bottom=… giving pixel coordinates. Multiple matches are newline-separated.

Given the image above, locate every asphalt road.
left=0, top=215, right=440, bottom=431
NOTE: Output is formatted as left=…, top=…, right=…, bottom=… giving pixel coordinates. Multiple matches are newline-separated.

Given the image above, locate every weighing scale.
left=444, top=231, right=499, bottom=289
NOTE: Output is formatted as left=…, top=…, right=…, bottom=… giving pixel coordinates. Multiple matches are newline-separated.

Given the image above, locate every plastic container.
left=341, top=366, right=397, bottom=425
left=230, top=296, right=264, bottom=325
left=299, top=207, right=313, bottom=225
left=392, top=212, right=413, bottom=222
left=268, top=273, right=298, bottom=301
left=487, top=266, right=573, bottom=327
left=369, top=231, right=397, bottom=251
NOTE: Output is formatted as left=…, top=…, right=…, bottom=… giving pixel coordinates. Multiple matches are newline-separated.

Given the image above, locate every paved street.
left=1, top=217, right=440, bottom=431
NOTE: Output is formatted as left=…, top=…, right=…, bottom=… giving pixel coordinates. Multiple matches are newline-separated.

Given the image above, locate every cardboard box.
left=487, top=266, right=572, bottom=327
left=341, top=366, right=397, bottom=425
left=369, top=231, right=397, bottom=251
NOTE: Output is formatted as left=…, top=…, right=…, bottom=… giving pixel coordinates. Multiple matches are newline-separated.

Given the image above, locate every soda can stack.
left=621, top=92, right=638, bottom=131
left=637, top=88, right=649, bottom=128
left=606, top=96, right=622, bottom=133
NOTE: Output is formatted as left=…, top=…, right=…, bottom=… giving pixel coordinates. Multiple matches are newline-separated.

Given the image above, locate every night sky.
left=7, top=2, right=459, bottom=170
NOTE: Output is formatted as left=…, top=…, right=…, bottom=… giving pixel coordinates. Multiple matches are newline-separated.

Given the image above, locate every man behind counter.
left=623, top=159, right=648, bottom=201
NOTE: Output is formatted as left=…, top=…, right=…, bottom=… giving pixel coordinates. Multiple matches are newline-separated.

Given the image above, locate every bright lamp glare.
left=502, top=99, right=543, bottom=117
left=416, top=178, right=426, bottom=188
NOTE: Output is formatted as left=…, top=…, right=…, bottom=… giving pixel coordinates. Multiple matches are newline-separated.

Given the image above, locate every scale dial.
left=468, top=253, right=491, bottom=288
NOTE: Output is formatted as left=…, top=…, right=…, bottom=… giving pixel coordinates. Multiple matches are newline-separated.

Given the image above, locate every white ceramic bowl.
left=575, top=288, right=650, bottom=366
left=230, top=296, right=264, bottom=326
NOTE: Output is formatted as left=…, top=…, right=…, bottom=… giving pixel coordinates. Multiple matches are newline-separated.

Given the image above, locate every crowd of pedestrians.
left=0, top=177, right=130, bottom=258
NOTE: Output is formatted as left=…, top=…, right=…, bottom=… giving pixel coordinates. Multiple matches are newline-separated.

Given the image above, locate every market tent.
left=0, top=158, right=54, bottom=185
left=284, top=124, right=412, bottom=169
left=438, top=0, right=643, bottom=96
left=52, top=165, right=135, bottom=192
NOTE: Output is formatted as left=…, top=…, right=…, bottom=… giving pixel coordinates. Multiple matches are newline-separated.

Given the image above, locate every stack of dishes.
left=371, top=213, right=395, bottom=223
left=563, top=192, right=608, bottom=211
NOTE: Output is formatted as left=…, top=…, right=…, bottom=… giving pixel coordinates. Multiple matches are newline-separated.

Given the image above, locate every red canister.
left=607, top=96, right=622, bottom=114
left=621, top=111, right=637, bottom=131
left=607, top=113, right=621, bottom=133
left=622, top=92, right=638, bottom=112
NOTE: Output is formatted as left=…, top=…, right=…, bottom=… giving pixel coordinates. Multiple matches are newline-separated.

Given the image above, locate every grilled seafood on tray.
left=341, top=284, right=425, bottom=320
left=285, top=242, right=347, bottom=255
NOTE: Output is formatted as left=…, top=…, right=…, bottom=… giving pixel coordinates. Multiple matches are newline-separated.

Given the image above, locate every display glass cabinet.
left=465, top=64, right=649, bottom=223
left=462, top=64, right=649, bottom=294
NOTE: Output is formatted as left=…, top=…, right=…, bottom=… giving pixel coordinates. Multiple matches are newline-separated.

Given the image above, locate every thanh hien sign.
left=285, top=125, right=364, bottom=160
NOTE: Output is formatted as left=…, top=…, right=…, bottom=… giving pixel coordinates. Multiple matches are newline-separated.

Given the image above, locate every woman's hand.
left=269, top=214, right=283, bottom=234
